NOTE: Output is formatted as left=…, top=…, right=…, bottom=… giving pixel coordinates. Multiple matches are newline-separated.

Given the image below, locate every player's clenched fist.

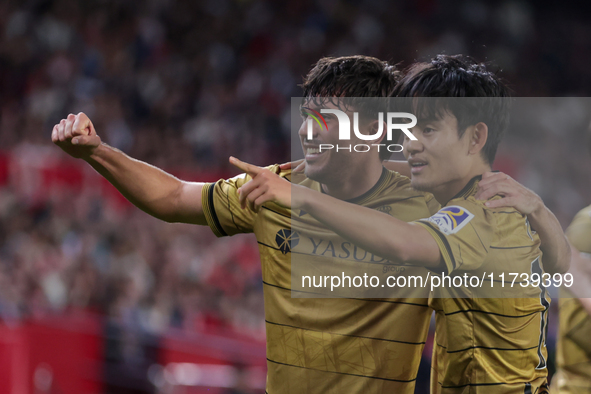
left=51, top=112, right=101, bottom=159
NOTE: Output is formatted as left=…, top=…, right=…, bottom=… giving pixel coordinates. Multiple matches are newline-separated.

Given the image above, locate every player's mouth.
left=304, top=144, right=327, bottom=161
left=408, top=159, right=428, bottom=174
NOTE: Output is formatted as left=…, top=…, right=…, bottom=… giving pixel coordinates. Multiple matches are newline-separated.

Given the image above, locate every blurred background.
left=0, top=0, right=590, bottom=393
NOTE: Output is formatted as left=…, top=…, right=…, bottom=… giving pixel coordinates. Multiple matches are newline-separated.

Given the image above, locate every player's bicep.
left=404, top=222, right=444, bottom=269
left=174, top=181, right=208, bottom=225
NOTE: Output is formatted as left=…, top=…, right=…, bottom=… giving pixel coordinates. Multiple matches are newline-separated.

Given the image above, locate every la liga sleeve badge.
left=422, top=206, right=474, bottom=235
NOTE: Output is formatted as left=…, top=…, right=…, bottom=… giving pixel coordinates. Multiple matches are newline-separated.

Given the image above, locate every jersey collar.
left=447, top=174, right=482, bottom=203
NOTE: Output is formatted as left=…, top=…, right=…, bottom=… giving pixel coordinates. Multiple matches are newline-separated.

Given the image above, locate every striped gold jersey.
left=552, top=205, right=591, bottom=394
left=202, top=166, right=438, bottom=394
left=415, top=176, right=550, bottom=394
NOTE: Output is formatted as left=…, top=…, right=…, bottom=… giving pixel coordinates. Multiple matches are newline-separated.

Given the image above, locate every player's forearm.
left=529, top=205, right=571, bottom=274
left=85, top=143, right=204, bottom=223
left=297, top=186, right=440, bottom=267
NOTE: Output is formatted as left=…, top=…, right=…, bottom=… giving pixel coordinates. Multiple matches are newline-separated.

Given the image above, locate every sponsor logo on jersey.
left=424, top=206, right=474, bottom=235
left=275, top=229, right=300, bottom=254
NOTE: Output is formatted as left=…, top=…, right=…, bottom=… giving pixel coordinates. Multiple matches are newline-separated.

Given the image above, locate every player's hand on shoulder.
left=51, top=112, right=102, bottom=159
left=230, top=157, right=292, bottom=212
left=475, top=171, right=542, bottom=215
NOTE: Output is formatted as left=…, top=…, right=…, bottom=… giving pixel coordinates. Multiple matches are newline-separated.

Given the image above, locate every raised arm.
left=52, top=112, right=207, bottom=225
left=476, top=172, right=570, bottom=274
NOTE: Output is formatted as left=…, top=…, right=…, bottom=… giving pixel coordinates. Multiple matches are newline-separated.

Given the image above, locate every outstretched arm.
left=476, top=172, right=570, bottom=274
left=231, top=157, right=442, bottom=268
left=52, top=113, right=207, bottom=224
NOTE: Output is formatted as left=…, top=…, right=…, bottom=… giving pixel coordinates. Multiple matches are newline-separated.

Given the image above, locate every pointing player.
left=52, top=56, right=439, bottom=393
left=233, top=54, right=571, bottom=393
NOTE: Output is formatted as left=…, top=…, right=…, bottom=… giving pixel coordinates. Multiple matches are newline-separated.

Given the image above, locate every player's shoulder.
left=450, top=176, right=523, bottom=218
left=220, top=164, right=290, bottom=189
left=248, top=164, right=292, bottom=181
left=566, top=204, right=591, bottom=251
left=570, top=204, right=591, bottom=227
left=435, top=178, right=522, bottom=232
left=274, top=165, right=293, bottom=182
left=463, top=192, right=530, bottom=236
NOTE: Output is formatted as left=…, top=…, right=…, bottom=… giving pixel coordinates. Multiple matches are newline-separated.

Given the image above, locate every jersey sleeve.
left=414, top=199, right=494, bottom=274
left=566, top=208, right=591, bottom=254
left=201, top=165, right=282, bottom=237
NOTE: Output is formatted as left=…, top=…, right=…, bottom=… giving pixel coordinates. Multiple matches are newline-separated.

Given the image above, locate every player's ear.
left=468, top=122, right=488, bottom=156
left=369, top=119, right=388, bottom=144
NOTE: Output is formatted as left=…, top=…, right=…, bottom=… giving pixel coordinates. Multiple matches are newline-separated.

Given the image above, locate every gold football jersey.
left=552, top=205, right=591, bottom=394
left=202, top=166, right=437, bottom=393
left=415, top=176, right=550, bottom=394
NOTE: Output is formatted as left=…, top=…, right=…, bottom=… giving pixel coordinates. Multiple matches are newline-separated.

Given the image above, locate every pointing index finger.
left=229, top=156, right=261, bottom=177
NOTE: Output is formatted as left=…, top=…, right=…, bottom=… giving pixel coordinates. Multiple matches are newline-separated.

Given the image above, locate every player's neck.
left=320, top=159, right=384, bottom=201
left=432, top=162, right=491, bottom=205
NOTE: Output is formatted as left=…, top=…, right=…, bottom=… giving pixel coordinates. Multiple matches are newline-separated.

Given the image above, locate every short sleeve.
left=414, top=200, right=494, bottom=274
left=202, top=165, right=282, bottom=237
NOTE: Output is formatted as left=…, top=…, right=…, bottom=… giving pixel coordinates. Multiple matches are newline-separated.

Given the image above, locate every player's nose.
left=298, top=119, right=319, bottom=140
left=403, top=133, right=423, bottom=155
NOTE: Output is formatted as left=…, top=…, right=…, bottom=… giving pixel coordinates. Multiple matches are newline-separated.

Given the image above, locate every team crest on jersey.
left=275, top=229, right=300, bottom=254
left=424, top=206, right=474, bottom=235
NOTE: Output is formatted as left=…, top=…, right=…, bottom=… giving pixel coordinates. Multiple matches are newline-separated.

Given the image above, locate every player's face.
left=402, top=111, right=475, bottom=200
left=298, top=100, right=379, bottom=183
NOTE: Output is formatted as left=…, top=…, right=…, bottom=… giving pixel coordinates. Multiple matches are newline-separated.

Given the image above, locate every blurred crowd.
left=0, top=0, right=591, bottom=391
left=0, top=172, right=265, bottom=337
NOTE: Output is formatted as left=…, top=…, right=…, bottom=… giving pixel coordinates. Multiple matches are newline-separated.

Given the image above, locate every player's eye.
left=423, top=127, right=435, bottom=134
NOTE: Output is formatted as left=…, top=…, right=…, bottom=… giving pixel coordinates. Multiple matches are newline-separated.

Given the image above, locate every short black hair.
left=302, top=55, right=401, bottom=98
left=393, top=54, right=511, bottom=165
left=302, top=56, right=402, bottom=160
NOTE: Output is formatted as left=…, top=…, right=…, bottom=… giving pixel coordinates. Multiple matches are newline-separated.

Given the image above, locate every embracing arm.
left=52, top=113, right=207, bottom=224
left=231, top=157, right=442, bottom=268
left=476, top=172, right=570, bottom=274
left=297, top=186, right=441, bottom=267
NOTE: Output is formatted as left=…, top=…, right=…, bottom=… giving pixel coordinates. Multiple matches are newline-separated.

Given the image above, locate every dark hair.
left=393, top=54, right=511, bottom=165
left=302, top=56, right=401, bottom=98
left=302, top=56, right=402, bottom=160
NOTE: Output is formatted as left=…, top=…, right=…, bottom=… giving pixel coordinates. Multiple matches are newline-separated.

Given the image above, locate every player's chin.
left=304, top=163, right=331, bottom=183
left=303, top=164, right=320, bottom=180
left=409, top=177, right=433, bottom=192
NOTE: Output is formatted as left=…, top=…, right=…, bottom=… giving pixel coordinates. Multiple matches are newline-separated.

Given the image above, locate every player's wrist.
left=527, top=196, right=546, bottom=219
left=526, top=199, right=550, bottom=234
left=82, top=142, right=107, bottom=162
